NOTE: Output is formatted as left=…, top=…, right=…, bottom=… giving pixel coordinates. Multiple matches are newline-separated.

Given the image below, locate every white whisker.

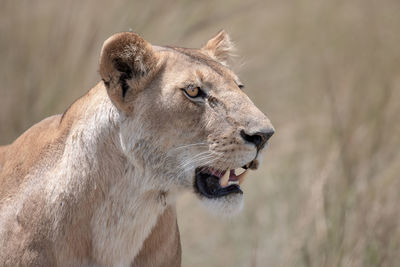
left=172, top=143, right=209, bottom=150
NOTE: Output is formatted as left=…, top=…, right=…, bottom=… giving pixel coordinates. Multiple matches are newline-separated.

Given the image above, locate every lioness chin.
left=0, top=30, right=274, bottom=266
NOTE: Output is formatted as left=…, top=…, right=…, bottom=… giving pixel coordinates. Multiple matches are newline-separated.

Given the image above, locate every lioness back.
left=0, top=115, right=68, bottom=265
left=0, top=115, right=64, bottom=196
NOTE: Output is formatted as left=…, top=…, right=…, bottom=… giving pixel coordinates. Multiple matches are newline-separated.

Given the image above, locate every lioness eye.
left=185, top=87, right=200, bottom=98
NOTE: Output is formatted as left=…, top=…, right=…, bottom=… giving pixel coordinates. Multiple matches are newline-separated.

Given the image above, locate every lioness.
left=0, top=30, right=274, bottom=266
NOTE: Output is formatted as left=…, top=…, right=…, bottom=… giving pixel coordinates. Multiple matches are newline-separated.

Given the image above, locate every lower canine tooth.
left=238, top=170, right=248, bottom=185
left=234, top=168, right=245, bottom=176
left=220, top=171, right=230, bottom=187
left=228, top=180, right=239, bottom=185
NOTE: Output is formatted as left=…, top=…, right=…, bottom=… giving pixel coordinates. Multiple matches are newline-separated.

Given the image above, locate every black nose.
left=240, top=128, right=275, bottom=151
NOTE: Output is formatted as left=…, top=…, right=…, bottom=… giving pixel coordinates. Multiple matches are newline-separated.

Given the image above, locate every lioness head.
left=99, top=31, right=274, bottom=215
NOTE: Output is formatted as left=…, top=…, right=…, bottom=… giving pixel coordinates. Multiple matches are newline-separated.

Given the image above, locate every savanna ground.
left=1, top=0, right=400, bottom=266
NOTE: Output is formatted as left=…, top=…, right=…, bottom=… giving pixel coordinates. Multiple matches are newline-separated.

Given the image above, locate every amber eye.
left=184, top=87, right=200, bottom=98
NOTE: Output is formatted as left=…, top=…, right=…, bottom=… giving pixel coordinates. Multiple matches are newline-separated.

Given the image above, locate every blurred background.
left=1, top=0, right=400, bottom=266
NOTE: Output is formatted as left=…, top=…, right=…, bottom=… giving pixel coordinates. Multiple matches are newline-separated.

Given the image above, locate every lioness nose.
left=240, top=128, right=275, bottom=151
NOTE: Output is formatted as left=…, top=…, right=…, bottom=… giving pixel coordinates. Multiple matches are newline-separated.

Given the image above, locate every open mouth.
left=194, top=161, right=255, bottom=199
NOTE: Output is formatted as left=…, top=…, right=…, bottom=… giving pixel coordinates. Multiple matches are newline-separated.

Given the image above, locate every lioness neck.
left=51, top=82, right=171, bottom=265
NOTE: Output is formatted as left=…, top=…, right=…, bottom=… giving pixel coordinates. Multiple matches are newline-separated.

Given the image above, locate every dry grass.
left=1, top=0, right=400, bottom=266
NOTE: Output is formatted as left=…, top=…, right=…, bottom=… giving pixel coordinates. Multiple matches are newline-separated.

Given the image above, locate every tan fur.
left=132, top=206, right=181, bottom=267
left=202, top=30, right=235, bottom=66
left=0, top=31, right=273, bottom=266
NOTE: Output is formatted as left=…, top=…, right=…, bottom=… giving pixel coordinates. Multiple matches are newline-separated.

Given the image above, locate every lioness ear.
left=99, top=32, right=158, bottom=112
left=201, top=30, right=234, bottom=66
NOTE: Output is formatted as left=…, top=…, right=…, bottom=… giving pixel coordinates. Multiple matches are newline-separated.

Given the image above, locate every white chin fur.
left=198, top=193, right=244, bottom=217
